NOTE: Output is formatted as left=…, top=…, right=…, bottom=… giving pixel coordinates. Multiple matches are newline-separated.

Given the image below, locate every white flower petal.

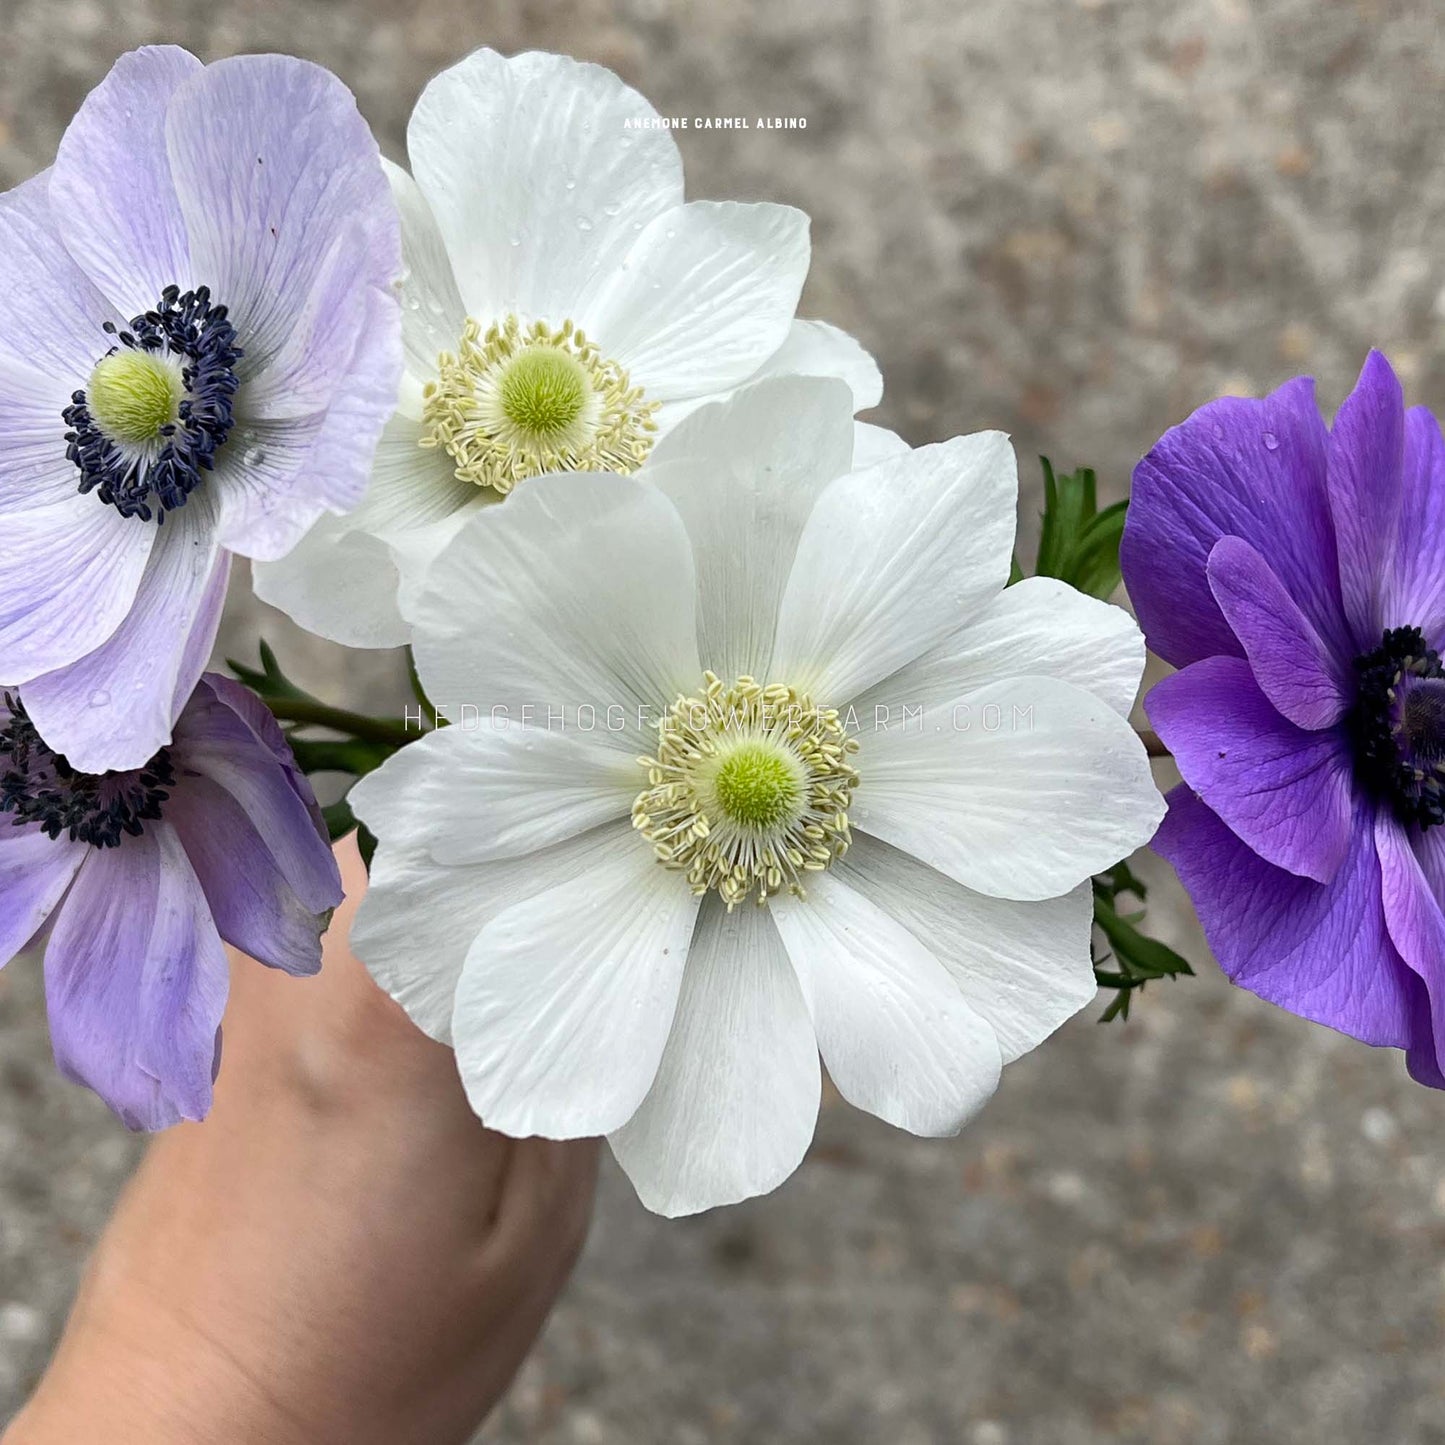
left=585, top=201, right=809, bottom=401
left=453, top=841, right=700, bottom=1138
left=744, top=319, right=882, bottom=412
left=352, top=819, right=634, bottom=1045
left=350, top=719, right=637, bottom=866
left=837, top=833, right=1096, bottom=1064
left=383, top=157, right=467, bottom=389
left=251, top=511, right=411, bottom=650
left=409, top=474, right=701, bottom=753
left=771, top=432, right=1017, bottom=703
left=349, top=412, right=481, bottom=536
left=646, top=376, right=855, bottom=680
left=407, top=48, right=683, bottom=324
left=853, top=575, right=1147, bottom=725
left=851, top=422, right=910, bottom=468
left=854, top=674, right=1164, bottom=901
left=610, top=895, right=820, bottom=1216
left=770, top=871, right=1002, bottom=1136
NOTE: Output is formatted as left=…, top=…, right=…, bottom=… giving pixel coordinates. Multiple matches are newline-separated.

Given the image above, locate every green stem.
left=264, top=696, right=419, bottom=748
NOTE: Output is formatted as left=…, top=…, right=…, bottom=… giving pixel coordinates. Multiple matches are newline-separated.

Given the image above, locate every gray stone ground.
left=4, top=0, right=1445, bottom=1439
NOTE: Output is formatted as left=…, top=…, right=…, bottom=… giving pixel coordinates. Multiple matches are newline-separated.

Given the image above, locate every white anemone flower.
left=350, top=377, right=1164, bottom=1217
left=255, top=47, right=884, bottom=648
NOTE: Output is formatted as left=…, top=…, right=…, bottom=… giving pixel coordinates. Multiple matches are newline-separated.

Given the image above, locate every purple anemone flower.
left=1122, top=350, right=1445, bottom=1085
left=0, top=46, right=401, bottom=774
left=0, top=673, right=342, bottom=1128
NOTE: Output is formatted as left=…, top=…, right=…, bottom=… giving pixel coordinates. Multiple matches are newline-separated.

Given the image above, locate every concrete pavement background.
left=3, top=1, right=1445, bottom=1440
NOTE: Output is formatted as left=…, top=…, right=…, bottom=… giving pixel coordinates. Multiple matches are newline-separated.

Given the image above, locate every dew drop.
left=577, top=216, right=594, bottom=232
left=243, top=446, right=267, bottom=467
left=509, top=235, right=523, bottom=248
left=88, top=689, right=110, bottom=708
left=1211, top=422, right=1225, bottom=440
left=1262, top=431, right=1279, bottom=451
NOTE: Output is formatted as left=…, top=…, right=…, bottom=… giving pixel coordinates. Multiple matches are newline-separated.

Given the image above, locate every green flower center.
left=497, top=344, right=590, bottom=438
left=86, top=351, right=182, bottom=447
left=419, top=316, right=659, bottom=497
left=712, top=743, right=801, bottom=829
left=633, top=673, right=860, bottom=908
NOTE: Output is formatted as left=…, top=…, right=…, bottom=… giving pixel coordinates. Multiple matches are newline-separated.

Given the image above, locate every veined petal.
left=408, top=474, right=701, bottom=754
left=1122, top=376, right=1348, bottom=669
left=836, top=834, right=1096, bottom=1065
left=352, top=819, right=635, bottom=1045
left=1147, top=655, right=1354, bottom=884
left=771, top=432, right=1017, bottom=703
left=169, top=676, right=340, bottom=916
left=0, top=828, right=85, bottom=968
left=0, top=497, right=155, bottom=688
left=345, top=412, right=480, bottom=535
left=646, top=376, right=856, bottom=681
left=1206, top=536, right=1350, bottom=731
left=1327, top=350, right=1404, bottom=650
left=50, top=46, right=202, bottom=317
left=211, top=410, right=328, bottom=561
left=770, top=871, right=1002, bottom=1136
left=610, top=896, right=820, bottom=1216
left=742, top=319, right=883, bottom=412
left=348, top=720, right=637, bottom=866
left=0, top=170, right=121, bottom=380
left=585, top=201, right=810, bottom=401
left=383, top=158, right=467, bottom=390
left=854, top=674, right=1163, bottom=902
left=1376, top=817, right=1445, bottom=1086
left=407, top=48, right=684, bottom=325
left=44, top=826, right=230, bottom=1130
left=165, top=772, right=329, bottom=976
left=0, top=354, right=97, bottom=514
left=1156, top=786, right=1416, bottom=1048
left=852, top=575, right=1146, bottom=725
left=1385, top=405, right=1445, bottom=642
left=166, top=54, right=398, bottom=376
left=452, top=842, right=700, bottom=1138
left=22, top=489, right=222, bottom=774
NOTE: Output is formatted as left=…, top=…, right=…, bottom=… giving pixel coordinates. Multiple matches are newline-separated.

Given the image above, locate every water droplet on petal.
left=577, top=216, right=594, bottom=232
left=88, top=689, right=110, bottom=708
left=1262, top=431, right=1279, bottom=451
left=243, top=446, right=267, bottom=467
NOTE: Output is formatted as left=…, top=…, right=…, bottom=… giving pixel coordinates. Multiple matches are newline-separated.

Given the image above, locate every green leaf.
left=1031, top=458, right=1126, bottom=601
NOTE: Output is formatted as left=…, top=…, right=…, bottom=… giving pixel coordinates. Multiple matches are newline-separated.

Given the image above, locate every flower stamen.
left=420, top=315, right=658, bottom=496
left=632, top=673, right=859, bottom=908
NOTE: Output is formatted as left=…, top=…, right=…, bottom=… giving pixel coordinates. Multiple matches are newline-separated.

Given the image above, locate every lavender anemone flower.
left=0, top=46, right=401, bottom=774
left=1122, top=350, right=1445, bottom=1085
left=0, top=673, right=342, bottom=1128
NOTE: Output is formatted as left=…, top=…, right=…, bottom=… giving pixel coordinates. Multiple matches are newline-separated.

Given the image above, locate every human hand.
left=7, top=832, right=598, bottom=1445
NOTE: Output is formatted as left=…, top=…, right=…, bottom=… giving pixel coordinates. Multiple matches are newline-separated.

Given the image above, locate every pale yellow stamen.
left=419, top=315, right=659, bottom=496
left=632, top=672, right=860, bottom=908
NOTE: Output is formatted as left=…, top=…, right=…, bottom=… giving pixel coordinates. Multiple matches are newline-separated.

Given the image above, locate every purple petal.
left=164, top=55, right=398, bottom=376
left=1206, top=535, right=1350, bottom=730
left=166, top=772, right=328, bottom=976
left=1122, top=376, right=1348, bottom=669
left=0, top=827, right=85, bottom=966
left=21, top=491, right=222, bottom=773
left=1147, top=656, right=1354, bottom=883
left=1383, top=405, right=1445, bottom=642
left=43, top=825, right=230, bottom=1130
left=171, top=677, right=341, bottom=914
left=50, top=46, right=202, bottom=317
left=1155, top=786, right=1416, bottom=1047
left=0, top=498, right=155, bottom=689
left=1376, top=818, right=1445, bottom=1088
left=0, top=169, right=120, bottom=380
left=0, top=353, right=90, bottom=516
left=1326, top=350, right=1404, bottom=651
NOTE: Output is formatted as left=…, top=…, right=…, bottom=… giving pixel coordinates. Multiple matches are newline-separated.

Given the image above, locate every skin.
left=6, top=833, right=599, bottom=1445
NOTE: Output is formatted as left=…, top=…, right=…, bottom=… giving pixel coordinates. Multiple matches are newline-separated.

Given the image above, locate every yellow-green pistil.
left=86, top=351, right=182, bottom=448
left=633, top=673, right=860, bottom=908
left=420, top=316, right=659, bottom=496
